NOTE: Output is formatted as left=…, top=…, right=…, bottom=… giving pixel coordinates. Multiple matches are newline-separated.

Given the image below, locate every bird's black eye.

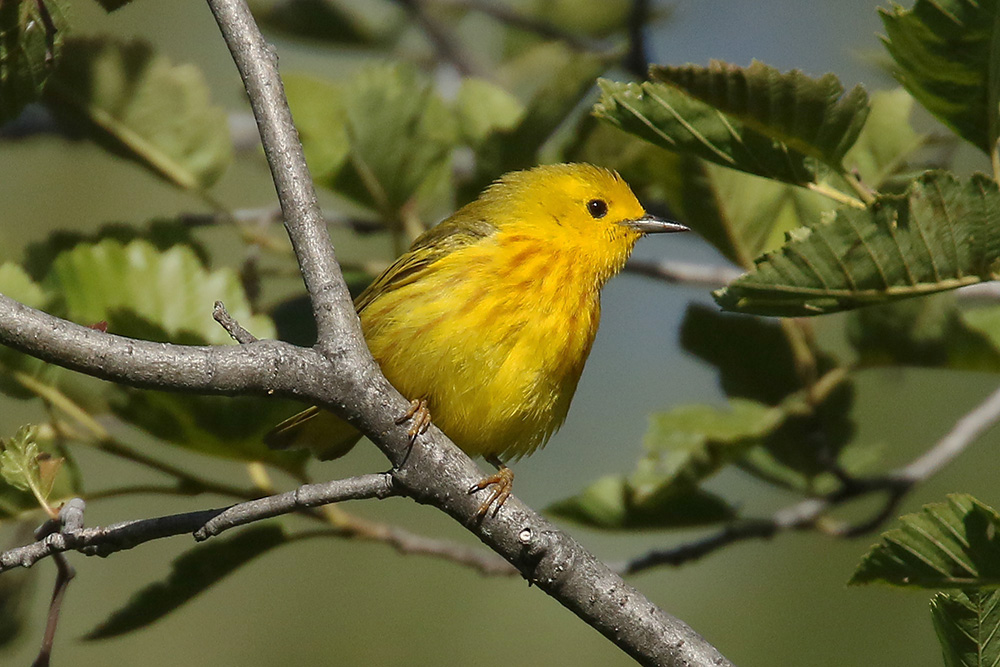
left=587, top=199, right=608, bottom=219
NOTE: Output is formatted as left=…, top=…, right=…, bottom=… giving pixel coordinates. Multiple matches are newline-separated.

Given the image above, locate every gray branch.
left=618, top=383, right=1000, bottom=574
left=1, top=475, right=396, bottom=571
left=0, top=1, right=738, bottom=665
left=195, top=473, right=397, bottom=539
left=625, top=258, right=743, bottom=288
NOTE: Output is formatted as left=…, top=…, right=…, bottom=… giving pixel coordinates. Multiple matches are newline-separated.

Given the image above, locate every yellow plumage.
left=267, top=163, right=685, bottom=464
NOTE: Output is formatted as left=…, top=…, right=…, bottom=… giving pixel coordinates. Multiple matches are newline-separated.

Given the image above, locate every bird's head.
left=476, top=163, right=687, bottom=282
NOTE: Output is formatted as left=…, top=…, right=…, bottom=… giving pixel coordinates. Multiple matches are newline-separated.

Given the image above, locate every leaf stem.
left=992, top=139, right=1000, bottom=185
left=806, top=181, right=867, bottom=209
left=14, top=372, right=110, bottom=440
left=779, top=320, right=819, bottom=388
left=841, top=171, right=877, bottom=206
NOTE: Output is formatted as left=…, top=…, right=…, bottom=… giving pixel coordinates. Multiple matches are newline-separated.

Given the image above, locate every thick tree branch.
left=0, top=295, right=340, bottom=405
left=618, top=384, right=1000, bottom=574
left=209, top=0, right=358, bottom=347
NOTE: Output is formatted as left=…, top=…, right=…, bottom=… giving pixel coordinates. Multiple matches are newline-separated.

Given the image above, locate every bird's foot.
left=469, top=459, right=514, bottom=518
left=396, top=398, right=431, bottom=442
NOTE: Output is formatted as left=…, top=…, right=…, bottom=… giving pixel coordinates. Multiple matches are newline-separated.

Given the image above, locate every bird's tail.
left=265, top=406, right=363, bottom=461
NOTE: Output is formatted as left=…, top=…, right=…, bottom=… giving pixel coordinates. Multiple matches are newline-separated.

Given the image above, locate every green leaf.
left=715, top=171, right=1000, bottom=316
left=679, top=304, right=857, bottom=491
left=87, top=526, right=289, bottom=639
left=0, top=425, right=41, bottom=493
left=23, top=218, right=208, bottom=282
left=649, top=60, right=869, bottom=168
left=0, top=262, right=47, bottom=308
left=454, top=77, right=524, bottom=147
left=0, top=425, right=69, bottom=514
left=550, top=399, right=790, bottom=530
left=0, top=0, right=67, bottom=124
left=110, top=391, right=306, bottom=471
left=640, top=399, right=784, bottom=486
left=848, top=294, right=1000, bottom=373
left=880, top=0, right=1000, bottom=154
left=931, top=589, right=1000, bottom=667
left=44, top=37, right=232, bottom=192
left=46, top=239, right=272, bottom=345
left=851, top=494, right=1000, bottom=588
left=0, top=263, right=62, bottom=401
left=41, top=239, right=305, bottom=471
left=289, top=63, right=455, bottom=217
left=547, top=475, right=735, bottom=530
left=595, top=60, right=869, bottom=186
left=843, top=88, right=927, bottom=192
left=682, top=304, right=819, bottom=404
left=283, top=74, right=350, bottom=187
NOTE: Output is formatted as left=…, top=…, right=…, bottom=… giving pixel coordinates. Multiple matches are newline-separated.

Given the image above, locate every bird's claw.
left=469, top=465, right=514, bottom=518
left=396, top=398, right=431, bottom=442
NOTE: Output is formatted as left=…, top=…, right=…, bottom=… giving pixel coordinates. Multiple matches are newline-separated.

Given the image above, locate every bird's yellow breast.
left=360, top=226, right=603, bottom=460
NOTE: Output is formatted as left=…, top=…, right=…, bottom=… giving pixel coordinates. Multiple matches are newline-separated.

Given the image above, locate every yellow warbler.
left=268, top=163, right=686, bottom=511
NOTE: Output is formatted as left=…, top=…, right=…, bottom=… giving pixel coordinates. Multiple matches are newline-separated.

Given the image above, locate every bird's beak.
left=623, top=214, right=689, bottom=234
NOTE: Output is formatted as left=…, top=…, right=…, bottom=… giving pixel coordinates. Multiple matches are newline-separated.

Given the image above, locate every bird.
left=267, top=163, right=687, bottom=515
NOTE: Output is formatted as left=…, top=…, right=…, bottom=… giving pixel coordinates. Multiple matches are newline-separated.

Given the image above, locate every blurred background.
left=2, top=1, right=997, bottom=665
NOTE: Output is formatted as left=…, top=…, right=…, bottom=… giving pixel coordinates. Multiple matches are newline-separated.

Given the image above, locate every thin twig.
left=625, top=258, right=743, bottom=287
left=841, top=171, right=878, bottom=206
left=31, top=553, right=74, bottom=667
left=623, top=0, right=650, bottom=78
left=331, top=516, right=514, bottom=576
left=891, top=384, right=1000, bottom=484
left=81, top=484, right=207, bottom=501
left=956, top=282, right=1000, bottom=301
left=0, top=474, right=397, bottom=572
left=195, top=473, right=397, bottom=539
left=62, top=421, right=264, bottom=502
left=213, top=301, right=258, bottom=344
left=617, top=384, right=1000, bottom=574
left=4, top=474, right=509, bottom=576
left=394, top=0, right=486, bottom=78
left=29, top=503, right=82, bottom=667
